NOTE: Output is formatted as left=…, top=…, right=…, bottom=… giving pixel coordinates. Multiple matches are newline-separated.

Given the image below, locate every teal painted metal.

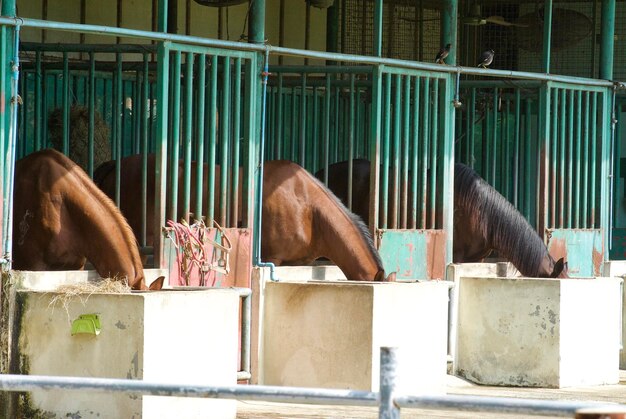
left=182, top=52, right=194, bottom=222
left=547, top=229, right=603, bottom=277
left=600, top=0, right=615, bottom=80
left=220, top=56, right=231, bottom=226
left=248, top=0, right=265, bottom=44
left=377, top=229, right=445, bottom=280
left=373, top=0, right=382, bottom=57
left=231, top=58, right=242, bottom=226
left=440, top=0, right=457, bottom=65
left=194, top=53, right=206, bottom=221
left=542, top=0, right=552, bottom=73
left=168, top=50, right=181, bottom=221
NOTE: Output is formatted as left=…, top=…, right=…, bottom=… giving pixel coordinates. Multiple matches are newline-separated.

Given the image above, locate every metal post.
left=326, top=0, right=338, bottom=54
left=542, top=0, right=552, bottom=73
left=379, top=347, right=400, bottom=419
left=248, top=0, right=266, bottom=44
left=599, top=0, right=615, bottom=80
left=441, top=0, right=457, bottom=65
left=373, top=0, right=383, bottom=57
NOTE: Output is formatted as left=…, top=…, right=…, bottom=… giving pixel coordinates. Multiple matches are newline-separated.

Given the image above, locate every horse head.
left=537, top=256, right=568, bottom=279
left=374, top=270, right=397, bottom=282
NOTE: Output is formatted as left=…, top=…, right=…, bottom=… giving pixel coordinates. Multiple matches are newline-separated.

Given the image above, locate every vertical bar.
left=599, top=0, right=616, bottom=80
left=542, top=0, right=553, bottom=73
left=400, top=75, right=410, bottom=228
left=141, top=53, right=150, bottom=247
left=574, top=90, right=582, bottom=228
left=87, top=52, right=95, bottom=177
left=230, top=58, right=242, bottom=227
left=183, top=52, right=194, bottom=222
left=299, top=73, right=306, bottom=166
left=559, top=88, right=566, bottom=228
left=590, top=92, right=598, bottom=226
left=323, top=74, right=331, bottom=185
left=381, top=72, right=391, bottom=229
left=513, top=89, right=520, bottom=208
left=491, top=87, right=498, bottom=186
left=369, top=65, right=383, bottom=243
left=206, top=55, right=218, bottom=223
left=441, top=74, right=455, bottom=264
left=248, top=0, right=265, bottom=44
left=312, top=86, right=319, bottom=172
left=276, top=73, right=283, bottom=158
left=469, top=88, right=476, bottom=168
left=220, top=56, right=231, bottom=227
left=62, top=52, right=69, bottom=155
left=34, top=51, right=42, bottom=151
left=537, top=82, right=551, bottom=236
left=114, top=52, right=123, bottom=206
left=600, top=90, right=611, bottom=253
left=194, top=54, right=206, bottom=221
left=503, top=97, right=510, bottom=200
left=441, top=0, right=458, bottom=65
left=524, top=98, right=531, bottom=219
left=567, top=89, right=574, bottom=228
left=379, top=347, right=400, bottom=419
left=373, top=0, right=383, bottom=57
left=420, top=77, right=430, bottom=229
left=582, top=91, right=590, bottom=228
left=168, top=51, right=182, bottom=221
left=348, top=74, right=356, bottom=211
left=390, top=74, right=401, bottom=229
left=550, top=88, right=558, bottom=227
left=429, top=79, right=439, bottom=229
left=410, top=77, right=420, bottom=229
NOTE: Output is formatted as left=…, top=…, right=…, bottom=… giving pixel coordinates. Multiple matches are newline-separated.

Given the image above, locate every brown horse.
left=12, top=149, right=163, bottom=290
left=315, top=159, right=567, bottom=278
left=94, top=155, right=395, bottom=282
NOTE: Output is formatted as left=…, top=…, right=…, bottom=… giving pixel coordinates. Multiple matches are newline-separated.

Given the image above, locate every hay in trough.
left=48, top=277, right=131, bottom=321
left=48, top=105, right=112, bottom=172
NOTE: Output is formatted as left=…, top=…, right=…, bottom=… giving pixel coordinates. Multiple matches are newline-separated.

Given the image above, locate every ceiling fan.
left=462, top=4, right=527, bottom=27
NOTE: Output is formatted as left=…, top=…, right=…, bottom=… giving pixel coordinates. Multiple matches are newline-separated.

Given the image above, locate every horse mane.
left=454, top=163, right=551, bottom=277
left=48, top=150, right=144, bottom=282
left=305, top=169, right=384, bottom=269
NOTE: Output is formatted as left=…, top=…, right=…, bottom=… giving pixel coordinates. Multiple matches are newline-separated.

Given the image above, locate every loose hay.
left=47, top=277, right=131, bottom=322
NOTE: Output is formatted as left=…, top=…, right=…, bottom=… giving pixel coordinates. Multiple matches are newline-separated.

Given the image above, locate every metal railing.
left=0, top=347, right=622, bottom=418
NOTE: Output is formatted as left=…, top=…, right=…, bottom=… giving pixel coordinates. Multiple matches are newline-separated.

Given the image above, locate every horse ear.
left=149, top=276, right=165, bottom=290
left=550, top=258, right=566, bottom=278
left=385, top=272, right=396, bottom=282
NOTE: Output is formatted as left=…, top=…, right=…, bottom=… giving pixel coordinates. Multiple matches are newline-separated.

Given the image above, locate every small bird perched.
left=477, top=49, right=495, bottom=68
left=435, top=43, right=451, bottom=64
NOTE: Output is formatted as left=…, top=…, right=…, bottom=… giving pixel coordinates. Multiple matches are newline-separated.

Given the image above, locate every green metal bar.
left=550, top=88, right=558, bottom=227
left=567, top=89, right=574, bottom=228
left=0, top=25, right=8, bottom=263
left=312, top=86, right=319, bottom=172
left=401, top=75, right=410, bottom=228
left=168, top=50, right=182, bottom=221
left=115, top=52, right=123, bottom=206
left=559, top=88, right=566, bottom=228
left=35, top=51, right=42, bottom=151
left=299, top=73, right=306, bottom=166
left=537, top=82, right=551, bottom=235
left=348, top=74, right=356, bottom=211
left=231, top=57, right=242, bottom=227
left=441, top=0, right=457, bottom=65
left=574, top=90, right=582, bottom=228
left=599, top=0, right=615, bottom=80
left=590, top=92, right=598, bottom=227
left=248, top=0, right=265, bottom=44
left=194, top=54, right=206, bottom=221
left=373, top=0, right=383, bottom=57
left=513, top=89, right=520, bottom=208
left=154, top=41, right=170, bottom=269
left=491, top=87, right=498, bottom=185
left=220, top=56, right=231, bottom=227
left=470, top=88, right=476, bottom=169
left=504, top=97, right=511, bottom=201
left=369, top=65, right=383, bottom=242
left=442, top=74, right=455, bottom=264
left=391, top=74, right=401, bottom=229
left=542, top=0, right=552, bottom=73
left=381, top=72, right=391, bottom=229
left=600, top=90, right=611, bottom=253
left=289, top=85, right=296, bottom=161
left=429, top=79, right=439, bottom=229
left=582, top=91, right=590, bottom=228
left=141, top=53, right=150, bottom=247
left=276, top=73, right=283, bottom=158
left=62, top=52, right=69, bottom=155
left=182, top=52, right=194, bottom=222
left=410, top=76, right=420, bottom=229
left=523, top=98, right=531, bottom=219
left=323, top=74, right=331, bottom=185
left=421, top=77, right=430, bottom=229
left=87, top=52, right=95, bottom=177
left=206, top=54, right=218, bottom=223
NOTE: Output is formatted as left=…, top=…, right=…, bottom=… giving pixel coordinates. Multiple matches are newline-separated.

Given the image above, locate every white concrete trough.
left=258, top=280, right=450, bottom=394
left=8, top=272, right=240, bottom=419
left=455, top=276, right=622, bottom=388
left=602, top=260, right=626, bottom=369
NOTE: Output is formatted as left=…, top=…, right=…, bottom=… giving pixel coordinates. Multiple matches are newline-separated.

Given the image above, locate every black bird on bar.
left=477, top=49, right=495, bottom=68
left=435, top=43, right=451, bottom=64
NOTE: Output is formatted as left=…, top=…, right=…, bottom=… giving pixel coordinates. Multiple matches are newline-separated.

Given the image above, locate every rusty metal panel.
left=378, top=229, right=446, bottom=280
left=165, top=228, right=252, bottom=288
left=546, top=229, right=603, bottom=277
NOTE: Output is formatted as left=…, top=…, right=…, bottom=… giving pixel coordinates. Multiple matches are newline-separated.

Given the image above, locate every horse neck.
left=312, top=196, right=383, bottom=281
left=66, top=168, right=146, bottom=289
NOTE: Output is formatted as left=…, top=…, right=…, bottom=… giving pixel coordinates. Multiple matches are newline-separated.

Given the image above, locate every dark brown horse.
left=315, top=159, right=567, bottom=278
left=12, top=149, right=163, bottom=290
left=94, top=155, right=395, bottom=282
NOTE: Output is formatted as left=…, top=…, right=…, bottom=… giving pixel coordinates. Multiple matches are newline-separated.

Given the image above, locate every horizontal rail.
left=3, top=17, right=624, bottom=88
left=395, top=394, right=617, bottom=417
